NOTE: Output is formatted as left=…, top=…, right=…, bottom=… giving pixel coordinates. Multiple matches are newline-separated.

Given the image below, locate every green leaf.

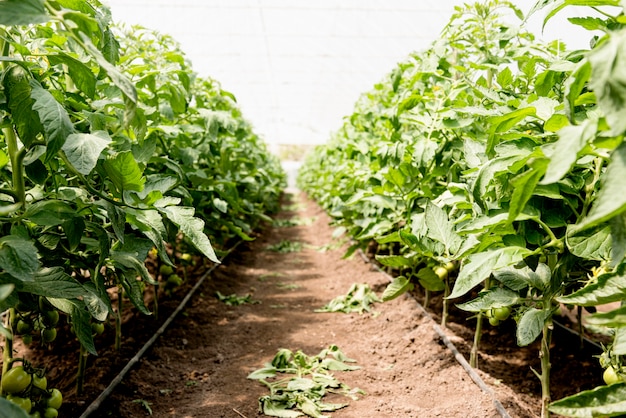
left=610, top=213, right=626, bottom=266
left=508, top=162, right=548, bottom=223
left=381, top=276, right=413, bottom=302
left=589, top=30, right=626, bottom=135
left=79, top=33, right=137, bottom=104
left=0, top=236, right=39, bottom=282
left=488, top=107, right=536, bottom=133
left=585, top=305, right=626, bottom=328
left=0, top=0, right=48, bottom=26
left=557, top=266, right=626, bottom=306
left=549, top=382, right=626, bottom=417
left=3, top=65, right=42, bottom=146
left=260, top=397, right=302, bottom=418
left=120, top=270, right=151, bottom=315
left=24, top=200, right=75, bottom=226
left=424, top=201, right=461, bottom=255
left=29, top=79, right=75, bottom=161
left=247, top=366, right=277, bottom=380
left=416, top=267, right=445, bottom=292
left=48, top=297, right=96, bottom=354
left=20, top=267, right=87, bottom=299
left=517, top=307, right=551, bottom=346
left=320, top=358, right=360, bottom=371
left=159, top=206, right=219, bottom=263
left=564, top=60, right=591, bottom=121
left=575, top=142, right=626, bottom=232
left=457, top=287, right=520, bottom=312
left=375, top=255, right=412, bottom=268
left=104, top=150, right=145, bottom=193
left=63, top=131, right=111, bottom=176
left=566, top=224, right=612, bottom=261
left=493, top=263, right=551, bottom=292
left=541, top=119, right=597, bottom=185
left=48, top=53, right=97, bottom=98
left=614, top=327, right=626, bottom=355
left=449, top=247, right=531, bottom=299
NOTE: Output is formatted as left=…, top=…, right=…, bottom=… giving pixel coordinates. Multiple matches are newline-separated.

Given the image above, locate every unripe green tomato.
left=91, top=322, right=105, bottom=335
left=46, top=389, right=62, bottom=410
left=42, top=328, right=57, bottom=343
left=159, top=264, right=174, bottom=276
left=492, top=306, right=511, bottom=321
left=180, top=253, right=192, bottom=262
left=1, top=365, right=32, bottom=394
left=6, top=395, right=32, bottom=413
left=30, top=411, right=42, bottom=418
left=33, top=374, right=47, bottom=391
left=444, top=261, right=456, bottom=272
left=43, top=407, right=58, bottom=418
left=166, top=274, right=183, bottom=287
left=42, top=310, right=59, bottom=327
left=488, top=316, right=500, bottom=326
left=22, top=334, right=32, bottom=345
left=16, top=320, right=32, bottom=335
left=38, top=297, right=51, bottom=312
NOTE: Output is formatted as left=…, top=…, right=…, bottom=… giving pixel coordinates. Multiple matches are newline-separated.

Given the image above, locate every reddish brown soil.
left=11, top=192, right=604, bottom=417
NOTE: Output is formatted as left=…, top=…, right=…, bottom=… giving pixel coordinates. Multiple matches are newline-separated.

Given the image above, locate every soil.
left=11, top=191, right=605, bottom=417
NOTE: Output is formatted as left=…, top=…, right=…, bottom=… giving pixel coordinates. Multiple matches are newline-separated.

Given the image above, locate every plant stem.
left=115, top=286, right=123, bottom=351
left=441, top=277, right=450, bottom=328
left=424, top=289, right=430, bottom=307
left=76, top=344, right=88, bottom=396
left=3, top=127, right=26, bottom=209
left=470, top=311, right=483, bottom=368
left=540, top=316, right=553, bottom=418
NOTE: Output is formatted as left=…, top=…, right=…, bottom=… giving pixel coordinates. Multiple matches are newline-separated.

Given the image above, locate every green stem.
left=115, top=286, right=123, bottom=351
left=3, top=127, right=26, bottom=209
left=470, top=311, right=483, bottom=368
left=424, top=289, right=430, bottom=307
left=540, top=315, right=553, bottom=418
left=76, top=344, right=88, bottom=396
left=441, top=277, right=450, bottom=328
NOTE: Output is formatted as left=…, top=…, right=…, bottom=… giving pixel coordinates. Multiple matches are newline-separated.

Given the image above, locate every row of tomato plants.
left=0, top=0, right=285, bottom=416
left=299, top=1, right=626, bottom=417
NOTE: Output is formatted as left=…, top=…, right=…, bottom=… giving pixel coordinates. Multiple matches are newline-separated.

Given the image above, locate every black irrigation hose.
left=357, top=249, right=512, bottom=418
left=79, top=241, right=242, bottom=418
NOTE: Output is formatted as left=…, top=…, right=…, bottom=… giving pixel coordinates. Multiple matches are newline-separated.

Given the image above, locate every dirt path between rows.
left=98, top=191, right=540, bottom=418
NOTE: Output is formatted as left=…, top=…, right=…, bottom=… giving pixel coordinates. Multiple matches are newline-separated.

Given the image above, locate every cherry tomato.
left=159, top=264, right=174, bottom=276
left=492, top=306, right=511, bottom=321
left=91, top=322, right=105, bottom=335
left=6, top=395, right=32, bottom=413
left=33, top=374, right=47, bottom=391
left=488, top=316, right=500, bottom=326
left=22, top=334, right=33, bottom=345
left=43, top=407, right=58, bottom=418
left=46, top=388, right=62, bottom=410
left=42, top=311, right=59, bottom=327
left=16, top=320, right=32, bottom=335
left=42, top=328, right=56, bottom=343
left=1, top=366, right=32, bottom=394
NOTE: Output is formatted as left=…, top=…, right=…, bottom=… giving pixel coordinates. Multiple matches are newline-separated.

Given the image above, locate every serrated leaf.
left=541, top=119, right=597, bottom=185
left=48, top=297, right=96, bottom=354
left=0, top=0, right=48, bottom=26
left=517, top=307, right=551, bottom=346
left=508, top=162, right=547, bottom=223
left=3, top=65, right=43, bottom=146
left=48, top=53, right=97, bottom=98
left=20, top=267, right=87, bottom=298
left=557, top=266, right=626, bottom=306
left=549, top=382, right=626, bottom=417
left=457, top=287, right=520, bottom=312
left=29, top=79, right=74, bottom=161
left=319, top=358, right=360, bottom=371
left=449, top=247, right=531, bottom=299
left=375, top=254, right=412, bottom=268
left=24, top=199, right=75, bottom=226
left=159, top=206, right=219, bottom=263
left=260, top=397, right=303, bottom=418
left=381, top=276, right=413, bottom=301
left=575, top=142, right=626, bottom=232
left=247, top=366, right=277, bottom=380
left=566, top=223, right=612, bottom=262
left=0, top=236, right=39, bottom=281
left=104, top=150, right=145, bottom=193
left=416, top=267, right=445, bottom=292
left=585, top=305, right=626, bottom=328
left=493, top=263, right=550, bottom=291
left=425, top=201, right=461, bottom=255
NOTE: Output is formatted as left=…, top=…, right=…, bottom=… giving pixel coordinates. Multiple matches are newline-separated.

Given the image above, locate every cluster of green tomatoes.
left=1, top=361, right=62, bottom=417
left=12, top=297, right=60, bottom=346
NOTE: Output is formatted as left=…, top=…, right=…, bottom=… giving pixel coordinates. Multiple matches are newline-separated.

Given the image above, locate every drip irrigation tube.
left=356, top=249, right=513, bottom=418
left=79, top=241, right=242, bottom=418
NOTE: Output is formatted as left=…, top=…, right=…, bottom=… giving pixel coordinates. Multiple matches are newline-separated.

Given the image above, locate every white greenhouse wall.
left=104, top=1, right=598, bottom=149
